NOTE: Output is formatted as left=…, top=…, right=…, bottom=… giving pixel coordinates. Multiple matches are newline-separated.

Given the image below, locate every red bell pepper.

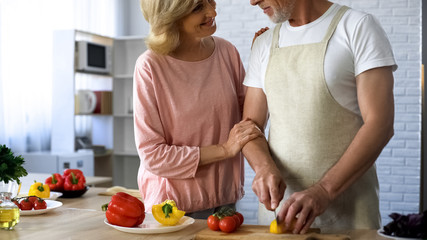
left=63, top=169, right=86, bottom=183
left=105, top=192, right=145, bottom=227
left=64, top=172, right=86, bottom=191
left=45, top=173, right=64, bottom=191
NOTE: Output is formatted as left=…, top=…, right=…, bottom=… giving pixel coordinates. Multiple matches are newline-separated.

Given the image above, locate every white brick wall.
left=213, top=0, right=422, bottom=226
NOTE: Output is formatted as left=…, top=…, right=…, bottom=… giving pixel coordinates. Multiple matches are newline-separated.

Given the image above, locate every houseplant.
left=0, top=145, right=28, bottom=196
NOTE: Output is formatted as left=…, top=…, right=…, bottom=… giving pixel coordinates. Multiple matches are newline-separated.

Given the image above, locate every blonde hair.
left=140, top=0, right=197, bottom=55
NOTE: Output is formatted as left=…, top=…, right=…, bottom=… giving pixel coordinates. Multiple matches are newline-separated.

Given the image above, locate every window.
left=0, top=0, right=119, bottom=152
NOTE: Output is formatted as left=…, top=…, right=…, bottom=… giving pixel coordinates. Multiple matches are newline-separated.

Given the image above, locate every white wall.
left=120, top=0, right=148, bottom=37
left=125, top=0, right=422, bottom=225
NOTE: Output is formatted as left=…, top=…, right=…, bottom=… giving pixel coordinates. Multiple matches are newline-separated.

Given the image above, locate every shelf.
left=53, top=29, right=146, bottom=188
left=75, top=69, right=113, bottom=77
left=114, top=151, right=138, bottom=157
left=75, top=113, right=113, bottom=116
left=114, top=114, right=133, bottom=118
left=94, top=149, right=113, bottom=157
left=114, top=74, right=133, bottom=79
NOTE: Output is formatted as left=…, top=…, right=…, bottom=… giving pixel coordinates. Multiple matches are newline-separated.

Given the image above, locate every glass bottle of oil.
left=0, top=192, right=20, bottom=230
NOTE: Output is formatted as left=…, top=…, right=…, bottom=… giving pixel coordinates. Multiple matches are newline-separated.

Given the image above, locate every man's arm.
left=242, top=87, right=286, bottom=210
left=280, top=66, right=395, bottom=234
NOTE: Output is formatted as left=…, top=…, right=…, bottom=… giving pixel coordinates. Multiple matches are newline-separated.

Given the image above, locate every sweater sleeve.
left=133, top=54, right=200, bottom=179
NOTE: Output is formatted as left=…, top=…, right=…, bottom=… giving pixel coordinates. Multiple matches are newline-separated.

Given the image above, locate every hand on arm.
left=252, top=27, right=269, bottom=49
left=199, top=118, right=263, bottom=166
left=242, top=87, right=286, bottom=210
left=279, top=66, right=395, bottom=234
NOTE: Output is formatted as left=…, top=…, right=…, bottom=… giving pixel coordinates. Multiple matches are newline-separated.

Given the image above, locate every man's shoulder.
left=341, top=4, right=377, bottom=27
left=252, top=27, right=274, bottom=53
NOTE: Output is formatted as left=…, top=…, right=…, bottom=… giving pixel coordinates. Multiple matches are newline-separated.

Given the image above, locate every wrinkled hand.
left=252, top=27, right=269, bottom=49
left=223, top=119, right=263, bottom=158
left=278, top=183, right=331, bottom=234
left=252, top=165, right=285, bottom=210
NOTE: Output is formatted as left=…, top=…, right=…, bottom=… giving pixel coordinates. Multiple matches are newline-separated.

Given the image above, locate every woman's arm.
left=134, top=56, right=261, bottom=178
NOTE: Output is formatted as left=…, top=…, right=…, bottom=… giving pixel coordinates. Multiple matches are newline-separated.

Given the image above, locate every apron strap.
left=270, top=6, right=349, bottom=52
left=322, top=6, right=349, bottom=43
left=270, top=23, right=282, bottom=53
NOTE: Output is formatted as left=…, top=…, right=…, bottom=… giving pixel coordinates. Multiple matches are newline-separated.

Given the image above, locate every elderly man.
left=242, top=0, right=397, bottom=234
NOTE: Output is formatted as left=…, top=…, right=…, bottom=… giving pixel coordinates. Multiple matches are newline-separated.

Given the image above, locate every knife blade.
left=274, top=209, right=279, bottom=222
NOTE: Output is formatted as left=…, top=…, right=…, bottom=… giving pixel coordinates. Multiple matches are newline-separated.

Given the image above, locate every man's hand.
left=252, top=164, right=285, bottom=210
left=277, top=183, right=331, bottom=234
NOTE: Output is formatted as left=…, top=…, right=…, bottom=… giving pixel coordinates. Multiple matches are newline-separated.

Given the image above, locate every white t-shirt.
left=244, top=3, right=397, bottom=116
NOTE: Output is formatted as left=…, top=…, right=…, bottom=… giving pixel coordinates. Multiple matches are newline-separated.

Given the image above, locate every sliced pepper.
left=64, top=172, right=86, bottom=191
left=152, top=200, right=185, bottom=226
left=45, top=173, right=64, bottom=191
left=269, top=218, right=296, bottom=234
left=28, top=181, right=50, bottom=198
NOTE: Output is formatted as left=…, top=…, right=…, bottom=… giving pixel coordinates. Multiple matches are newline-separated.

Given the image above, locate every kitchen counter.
left=1, top=188, right=390, bottom=240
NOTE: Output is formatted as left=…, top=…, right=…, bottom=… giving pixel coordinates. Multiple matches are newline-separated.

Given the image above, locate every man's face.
left=250, top=0, right=296, bottom=23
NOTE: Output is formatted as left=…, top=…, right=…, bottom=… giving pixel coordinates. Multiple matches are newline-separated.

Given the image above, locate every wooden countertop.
left=1, top=188, right=390, bottom=240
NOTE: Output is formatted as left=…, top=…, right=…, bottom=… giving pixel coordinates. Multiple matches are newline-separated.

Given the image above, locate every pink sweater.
left=133, top=37, right=246, bottom=212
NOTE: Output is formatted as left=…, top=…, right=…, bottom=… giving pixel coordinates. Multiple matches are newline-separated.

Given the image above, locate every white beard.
left=271, top=0, right=296, bottom=23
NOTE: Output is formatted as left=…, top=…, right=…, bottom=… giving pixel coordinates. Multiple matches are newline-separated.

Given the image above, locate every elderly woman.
left=134, top=0, right=260, bottom=218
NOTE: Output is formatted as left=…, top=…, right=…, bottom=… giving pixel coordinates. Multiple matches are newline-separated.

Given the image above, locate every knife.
left=274, top=209, right=279, bottom=223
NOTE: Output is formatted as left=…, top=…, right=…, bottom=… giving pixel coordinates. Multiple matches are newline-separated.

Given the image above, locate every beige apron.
left=259, top=6, right=380, bottom=232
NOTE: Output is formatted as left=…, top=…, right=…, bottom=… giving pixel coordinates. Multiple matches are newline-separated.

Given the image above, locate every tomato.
left=27, top=196, right=38, bottom=205
left=33, top=199, right=47, bottom=210
left=232, top=214, right=241, bottom=227
left=12, top=199, right=20, bottom=208
left=19, top=199, right=33, bottom=210
left=207, top=215, right=220, bottom=231
left=235, top=212, right=244, bottom=226
left=219, top=216, right=237, bottom=233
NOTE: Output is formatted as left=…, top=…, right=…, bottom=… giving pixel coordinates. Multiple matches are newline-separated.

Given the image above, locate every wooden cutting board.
left=195, top=225, right=351, bottom=240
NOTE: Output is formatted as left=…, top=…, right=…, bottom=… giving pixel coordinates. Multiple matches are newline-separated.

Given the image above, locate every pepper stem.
left=52, top=174, right=58, bottom=184
left=71, top=172, right=79, bottom=184
left=37, top=184, right=45, bottom=192
left=162, top=203, right=173, bottom=218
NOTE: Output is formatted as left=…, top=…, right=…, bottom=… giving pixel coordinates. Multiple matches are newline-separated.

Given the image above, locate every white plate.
left=46, top=191, right=63, bottom=200
left=104, top=214, right=194, bottom=234
left=16, top=191, right=63, bottom=200
left=377, top=229, right=421, bottom=240
left=20, top=200, right=63, bottom=216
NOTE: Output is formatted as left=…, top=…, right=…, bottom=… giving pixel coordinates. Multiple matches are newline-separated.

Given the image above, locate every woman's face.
left=178, top=0, right=217, bottom=39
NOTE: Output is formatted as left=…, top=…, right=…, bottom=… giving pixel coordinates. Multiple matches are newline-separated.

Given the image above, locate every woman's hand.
left=252, top=27, right=269, bottom=49
left=222, top=119, right=263, bottom=158
left=199, top=119, right=263, bottom=166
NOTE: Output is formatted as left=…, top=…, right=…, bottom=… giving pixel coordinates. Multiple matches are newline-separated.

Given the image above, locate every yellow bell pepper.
left=269, top=218, right=296, bottom=234
left=152, top=200, right=185, bottom=226
left=28, top=181, right=50, bottom=198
